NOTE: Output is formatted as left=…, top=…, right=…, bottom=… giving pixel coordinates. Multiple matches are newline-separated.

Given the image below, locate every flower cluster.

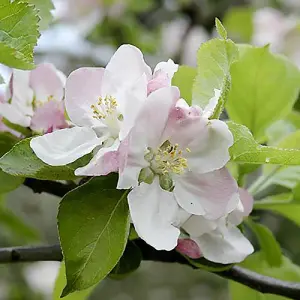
left=2, top=45, right=253, bottom=264
left=0, top=63, right=68, bottom=134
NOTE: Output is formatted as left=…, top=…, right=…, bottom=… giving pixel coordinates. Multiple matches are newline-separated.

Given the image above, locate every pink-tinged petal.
left=118, top=74, right=148, bottom=141
left=0, top=102, right=31, bottom=127
left=194, top=226, right=254, bottom=264
left=228, top=188, right=254, bottom=225
left=65, top=67, right=105, bottom=127
left=137, top=86, right=180, bottom=149
left=30, top=101, right=68, bottom=133
left=30, top=63, right=66, bottom=104
left=117, top=132, right=148, bottom=189
left=128, top=179, right=180, bottom=251
left=202, top=89, right=221, bottom=118
left=30, top=127, right=101, bottom=166
left=176, top=239, right=202, bottom=259
left=147, top=71, right=169, bottom=95
left=10, top=70, right=34, bottom=117
left=153, top=59, right=179, bottom=80
left=186, top=119, right=234, bottom=174
left=75, top=139, right=120, bottom=176
left=174, top=168, right=239, bottom=218
left=117, top=86, right=180, bottom=189
left=106, top=44, right=152, bottom=85
left=239, top=188, right=254, bottom=216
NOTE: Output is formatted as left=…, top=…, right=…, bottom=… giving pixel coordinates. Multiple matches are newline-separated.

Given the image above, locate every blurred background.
left=1, top=0, right=300, bottom=299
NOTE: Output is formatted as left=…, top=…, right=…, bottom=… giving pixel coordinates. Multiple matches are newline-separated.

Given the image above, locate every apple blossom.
left=177, top=188, right=254, bottom=264
left=118, top=86, right=239, bottom=250
left=30, top=45, right=178, bottom=176
left=0, top=63, right=68, bottom=134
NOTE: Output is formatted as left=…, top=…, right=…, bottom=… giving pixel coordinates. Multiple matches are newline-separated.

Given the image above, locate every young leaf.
left=226, top=45, right=300, bottom=140
left=246, top=220, right=282, bottom=267
left=192, top=38, right=238, bottom=118
left=0, top=170, right=24, bottom=194
left=110, top=241, right=142, bottom=277
left=53, top=262, right=96, bottom=300
left=172, top=66, right=196, bottom=105
left=215, top=18, right=227, bottom=39
left=0, top=132, right=19, bottom=156
left=0, top=138, right=91, bottom=180
left=0, top=1, right=40, bottom=69
left=228, top=121, right=300, bottom=165
left=25, top=0, right=54, bottom=30
left=230, top=252, right=300, bottom=300
left=58, top=175, right=130, bottom=296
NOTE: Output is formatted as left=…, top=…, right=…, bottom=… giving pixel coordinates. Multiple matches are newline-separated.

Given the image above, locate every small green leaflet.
left=0, top=0, right=40, bottom=69
left=215, top=18, right=227, bottom=40
left=192, top=37, right=238, bottom=118
left=58, top=175, right=130, bottom=296
left=228, top=122, right=300, bottom=165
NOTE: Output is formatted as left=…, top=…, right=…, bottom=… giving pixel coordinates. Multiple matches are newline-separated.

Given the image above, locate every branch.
left=23, top=178, right=76, bottom=198
left=0, top=243, right=300, bottom=299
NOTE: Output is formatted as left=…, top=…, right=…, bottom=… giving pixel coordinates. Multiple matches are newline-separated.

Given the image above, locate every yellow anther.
left=91, top=95, right=118, bottom=120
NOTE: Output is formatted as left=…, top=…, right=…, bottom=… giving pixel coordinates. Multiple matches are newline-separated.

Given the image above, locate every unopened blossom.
left=118, top=86, right=239, bottom=250
left=0, top=63, right=68, bottom=134
left=31, top=45, right=178, bottom=175
left=177, top=188, right=254, bottom=264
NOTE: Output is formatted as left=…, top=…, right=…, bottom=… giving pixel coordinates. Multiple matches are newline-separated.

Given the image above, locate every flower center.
left=150, top=141, right=190, bottom=175
left=91, top=95, right=118, bottom=120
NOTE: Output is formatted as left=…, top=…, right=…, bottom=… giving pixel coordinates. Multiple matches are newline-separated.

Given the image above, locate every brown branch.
left=0, top=243, right=300, bottom=299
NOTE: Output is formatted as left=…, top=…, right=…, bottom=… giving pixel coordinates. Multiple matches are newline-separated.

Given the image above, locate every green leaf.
left=226, top=45, right=300, bottom=140
left=0, top=132, right=19, bottom=157
left=192, top=38, right=238, bottom=118
left=228, top=121, right=300, bottom=165
left=0, top=205, right=39, bottom=242
left=0, top=138, right=91, bottom=180
left=58, top=175, right=130, bottom=296
left=246, top=220, right=282, bottom=267
left=110, top=241, right=142, bottom=277
left=230, top=252, right=300, bottom=300
left=223, top=7, right=254, bottom=42
left=0, top=1, right=40, bottom=69
left=215, top=18, right=227, bottom=39
left=172, top=65, right=196, bottom=105
left=25, top=0, right=54, bottom=30
left=254, top=193, right=300, bottom=227
left=53, top=262, right=95, bottom=300
left=0, top=170, right=24, bottom=194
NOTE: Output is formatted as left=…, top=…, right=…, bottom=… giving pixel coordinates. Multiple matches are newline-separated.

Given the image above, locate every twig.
left=0, top=243, right=300, bottom=299
left=23, top=178, right=75, bottom=198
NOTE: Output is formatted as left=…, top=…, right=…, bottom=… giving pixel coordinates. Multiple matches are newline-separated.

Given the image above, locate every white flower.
left=0, top=63, right=67, bottom=133
left=118, top=87, right=239, bottom=250
left=177, top=188, right=254, bottom=264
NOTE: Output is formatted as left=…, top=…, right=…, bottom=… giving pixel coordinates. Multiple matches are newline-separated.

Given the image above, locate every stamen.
left=91, top=95, right=118, bottom=120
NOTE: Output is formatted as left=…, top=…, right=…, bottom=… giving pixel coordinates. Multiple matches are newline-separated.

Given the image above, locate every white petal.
left=30, top=63, right=66, bottom=103
left=75, top=139, right=120, bottom=176
left=30, top=127, right=101, bottom=166
left=202, top=89, right=221, bottom=118
left=65, top=67, right=105, bottom=127
left=106, top=44, right=152, bottom=86
left=187, top=119, right=234, bottom=174
left=154, top=59, right=179, bottom=80
left=174, top=168, right=239, bottom=219
left=0, top=102, right=31, bottom=127
left=182, top=215, right=218, bottom=237
left=193, top=226, right=254, bottom=264
left=128, top=179, right=180, bottom=251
